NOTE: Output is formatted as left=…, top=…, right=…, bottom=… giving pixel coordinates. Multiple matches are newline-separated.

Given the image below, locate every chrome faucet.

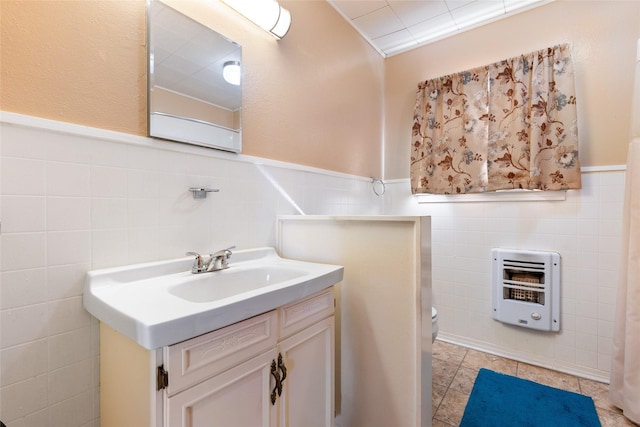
left=209, top=246, right=235, bottom=271
left=186, top=246, right=236, bottom=274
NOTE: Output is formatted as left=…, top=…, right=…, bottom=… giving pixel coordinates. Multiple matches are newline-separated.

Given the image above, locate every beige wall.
left=4, top=1, right=638, bottom=180
left=0, top=0, right=147, bottom=135
left=384, top=0, right=640, bottom=179
left=0, top=0, right=384, bottom=177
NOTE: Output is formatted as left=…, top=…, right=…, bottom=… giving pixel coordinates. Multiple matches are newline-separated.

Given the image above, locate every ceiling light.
left=222, top=0, right=291, bottom=40
left=223, top=61, right=241, bottom=85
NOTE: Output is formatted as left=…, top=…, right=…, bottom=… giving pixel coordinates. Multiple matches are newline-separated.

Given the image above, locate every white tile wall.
left=0, top=112, right=626, bottom=425
left=383, top=169, right=625, bottom=382
left=0, top=113, right=383, bottom=426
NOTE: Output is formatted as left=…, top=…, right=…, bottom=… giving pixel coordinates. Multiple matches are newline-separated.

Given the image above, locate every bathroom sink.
left=83, top=247, right=343, bottom=349
left=167, top=266, right=307, bottom=303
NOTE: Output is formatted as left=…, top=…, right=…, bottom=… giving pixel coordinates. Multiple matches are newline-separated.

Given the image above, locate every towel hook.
left=371, top=178, right=385, bottom=196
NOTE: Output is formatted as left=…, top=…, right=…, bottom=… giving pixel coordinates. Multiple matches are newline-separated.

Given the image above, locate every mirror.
left=148, top=0, right=242, bottom=152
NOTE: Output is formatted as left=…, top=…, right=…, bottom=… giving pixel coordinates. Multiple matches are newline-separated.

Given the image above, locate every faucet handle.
left=212, top=245, right=236, bottom=258
left=186, top=251, right=206, bottom=273
left=208, top=246, right=236, bottom=271
left=186, top=251, right=202, bottom=265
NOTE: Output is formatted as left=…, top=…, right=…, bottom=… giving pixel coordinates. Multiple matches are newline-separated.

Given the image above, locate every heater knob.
left=531, top=312, right=542, bottom=320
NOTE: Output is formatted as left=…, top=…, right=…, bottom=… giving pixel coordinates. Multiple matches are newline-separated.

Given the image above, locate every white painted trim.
left=0, top=111, right=371, bottom=182
left=277, top=214, right=423, bottom=223
left=1, top=112, right=626, bottom=188
left=384, top=163, right=627, bottom=203
left=384, top=163, right=627, bottom=185
left=437, top=333, right=610, bottom=383
left=415, top=190, right=566, bottom=203
left=580, top=164, right=626, bottom=172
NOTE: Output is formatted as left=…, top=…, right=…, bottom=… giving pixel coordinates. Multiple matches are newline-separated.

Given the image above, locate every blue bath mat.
left=460, top=368, right=601, bottom=427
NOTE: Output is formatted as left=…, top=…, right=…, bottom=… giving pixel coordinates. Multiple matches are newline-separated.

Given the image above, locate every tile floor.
left=432, top=340, right=639, bottom=427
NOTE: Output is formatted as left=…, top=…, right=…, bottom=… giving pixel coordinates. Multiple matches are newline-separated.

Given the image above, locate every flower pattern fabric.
left=411, top=44, right=581, bottom=194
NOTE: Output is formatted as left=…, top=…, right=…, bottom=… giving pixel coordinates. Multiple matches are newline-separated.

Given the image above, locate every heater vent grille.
left=492, top=249, right=560, bottom=331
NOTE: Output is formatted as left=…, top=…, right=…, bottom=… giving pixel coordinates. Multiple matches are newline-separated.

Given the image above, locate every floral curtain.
left=410, top=44, right=581, bottom=194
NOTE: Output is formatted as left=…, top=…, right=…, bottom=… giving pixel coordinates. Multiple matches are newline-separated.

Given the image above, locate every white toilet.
left=432, top=307, right=439, bottom=343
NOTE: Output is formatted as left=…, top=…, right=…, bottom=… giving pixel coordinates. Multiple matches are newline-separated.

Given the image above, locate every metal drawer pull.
left=277, top=353, right=287, bottom=396
left=270, top=359, right=281, bottom=405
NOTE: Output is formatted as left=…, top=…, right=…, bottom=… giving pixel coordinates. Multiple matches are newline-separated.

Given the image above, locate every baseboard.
left=436, top=332, right=610, bottom=384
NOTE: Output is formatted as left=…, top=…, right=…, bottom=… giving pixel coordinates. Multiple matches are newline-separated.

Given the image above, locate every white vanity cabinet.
left=275, top=293, right=335, bottom=427
left=100, top=287, right=335, bottom=427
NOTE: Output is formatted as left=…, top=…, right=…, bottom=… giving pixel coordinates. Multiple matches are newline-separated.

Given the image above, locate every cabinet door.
left=167, top=349, right=278, bottom=427
left=277, top=316, right=334, bottom=427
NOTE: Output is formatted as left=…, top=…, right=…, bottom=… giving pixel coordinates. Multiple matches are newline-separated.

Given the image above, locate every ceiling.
left=328, top=0, right=552, bottom=57
left=149, top=0, right=551, bottom=110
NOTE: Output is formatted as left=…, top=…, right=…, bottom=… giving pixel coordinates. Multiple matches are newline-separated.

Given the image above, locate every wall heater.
left=491, top=249, right=560, bottom=332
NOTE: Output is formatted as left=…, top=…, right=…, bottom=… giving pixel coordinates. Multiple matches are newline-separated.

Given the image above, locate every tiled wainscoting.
left=0, top=112, right=629, bottom=426
left=0, top=113, right=384, bottom=426
left=385, top=169, right=624, bottom=383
